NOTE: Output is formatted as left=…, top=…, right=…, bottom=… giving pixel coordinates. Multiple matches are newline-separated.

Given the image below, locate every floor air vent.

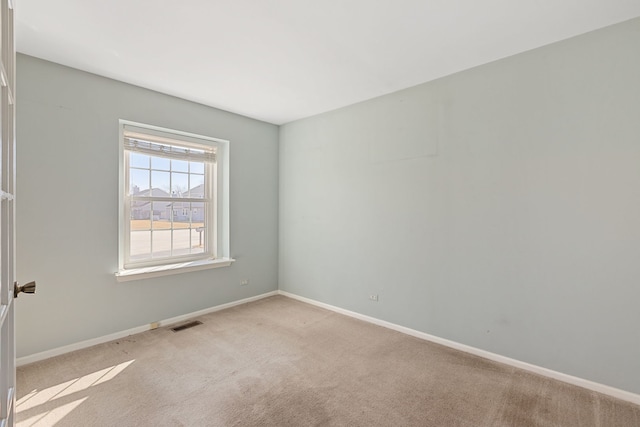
left=171, top=320, right=203, bottom=332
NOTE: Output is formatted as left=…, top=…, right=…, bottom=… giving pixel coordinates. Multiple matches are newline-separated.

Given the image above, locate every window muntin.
left=122, top=125, right=217, bottom=269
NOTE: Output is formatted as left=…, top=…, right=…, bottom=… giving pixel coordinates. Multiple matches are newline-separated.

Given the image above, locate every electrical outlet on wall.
left=240, top=279, right=249, bottom=286
left=369, top=294, right=379, bottom=302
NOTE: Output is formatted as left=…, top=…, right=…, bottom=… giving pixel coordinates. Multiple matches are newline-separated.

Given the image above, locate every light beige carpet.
left=16, top=296, right=640, bottom=426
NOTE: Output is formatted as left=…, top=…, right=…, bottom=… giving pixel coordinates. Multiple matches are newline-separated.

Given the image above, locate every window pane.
left=131, top=200, right=151, bottom=222
left=191, top=227, right=205, bottom=254
left=172, top=201, right=190, bottom=223
left=190, top=161, right=204, bottom=174
left=191, top=202, right=205, bottom=225
left=172, top=159, right=189, bottom=172
left=130, top=169, right=149, bottom=194
left=151, top=171, right=170, bottom=193
left=130, top=231, right=151, bottom=260
left=152, top=230, right=171, bottom=258
left=130, top=153, right=149, bottom=168
left=189, top=175, right=205, bottom=197
left=171, top=172, right=189, bottom=197
left=152, top=202, right=171, bottom=229
left=152, top=156, right=170, bottom=171
left=173, top=229, right=191, bottom=255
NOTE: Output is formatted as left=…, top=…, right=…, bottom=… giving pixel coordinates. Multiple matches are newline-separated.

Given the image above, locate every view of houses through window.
left=126, top=142, right=213, bottom=265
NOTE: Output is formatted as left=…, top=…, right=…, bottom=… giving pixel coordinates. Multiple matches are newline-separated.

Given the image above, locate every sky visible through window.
left=129, top=152, right=205, bottom=196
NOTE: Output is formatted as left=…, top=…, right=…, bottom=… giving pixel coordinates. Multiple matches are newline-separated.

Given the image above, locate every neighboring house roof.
left=132, top=186, right=205, bottom=211
left=188, top=184, right=204, bottom=198
left=132, top=188, right=171, bottom=211
left=172, top=184, right=205, bottom=210
left=133, top=188, right=171, bottom=198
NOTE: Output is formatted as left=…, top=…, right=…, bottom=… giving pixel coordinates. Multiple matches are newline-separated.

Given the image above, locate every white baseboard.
left=17, top=291, right=278, bottom=367
left=278, top=290, right=640, bottom=406
left=17, top=289, right=640, bottom=406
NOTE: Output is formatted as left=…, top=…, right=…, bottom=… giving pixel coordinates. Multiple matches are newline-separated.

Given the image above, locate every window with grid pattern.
left=121, top=124, right=217, bottom=269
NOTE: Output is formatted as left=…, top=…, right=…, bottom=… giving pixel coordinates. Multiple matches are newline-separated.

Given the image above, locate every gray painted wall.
left=16, top=54, right=279, bottom=358
left=279, top=18, right=640, bottom=394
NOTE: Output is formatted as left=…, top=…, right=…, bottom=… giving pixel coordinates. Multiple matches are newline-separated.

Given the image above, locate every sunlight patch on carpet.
left=16, top=359, right=135, bottom=425
left=17, top=397, right=88, bottom=427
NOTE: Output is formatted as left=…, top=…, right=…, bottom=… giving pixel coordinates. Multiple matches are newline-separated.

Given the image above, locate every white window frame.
left=116, top=120, right=233, bottom=281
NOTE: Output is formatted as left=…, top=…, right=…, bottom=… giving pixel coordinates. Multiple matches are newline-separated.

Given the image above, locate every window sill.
left=115, top=258, right=235, bottom=282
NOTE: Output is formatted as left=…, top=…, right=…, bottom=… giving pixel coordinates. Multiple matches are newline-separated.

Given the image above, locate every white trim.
left=118, top=119, right=231, bottom=273
left=216, top=138, right=231, bottom=259
left=278, top=290, right=640, bottom=406
left=115, top=257, right=235, bottom=282
left=17, top=291, right=278, bottom=367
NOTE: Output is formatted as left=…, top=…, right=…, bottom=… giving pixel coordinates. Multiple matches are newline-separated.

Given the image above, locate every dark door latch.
left=14, top=281, right=36, bottom=298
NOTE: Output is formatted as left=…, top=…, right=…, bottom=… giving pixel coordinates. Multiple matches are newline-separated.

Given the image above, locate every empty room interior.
left=10, top=1, right=640, bottom=426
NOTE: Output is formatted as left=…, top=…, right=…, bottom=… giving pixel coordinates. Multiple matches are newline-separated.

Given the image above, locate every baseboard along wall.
left=17, top=289, right=640, bottom=406
left=16, top=291, right=279, bottom=367
left=277, top=291, right=640, bottom=406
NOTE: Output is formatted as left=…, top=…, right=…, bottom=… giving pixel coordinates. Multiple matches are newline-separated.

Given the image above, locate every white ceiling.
left=16, top=1, right=640, bottom=125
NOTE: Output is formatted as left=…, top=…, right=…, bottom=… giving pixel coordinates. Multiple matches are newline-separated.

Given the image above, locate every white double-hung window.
left=117, top=121, right=232, bottom=281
